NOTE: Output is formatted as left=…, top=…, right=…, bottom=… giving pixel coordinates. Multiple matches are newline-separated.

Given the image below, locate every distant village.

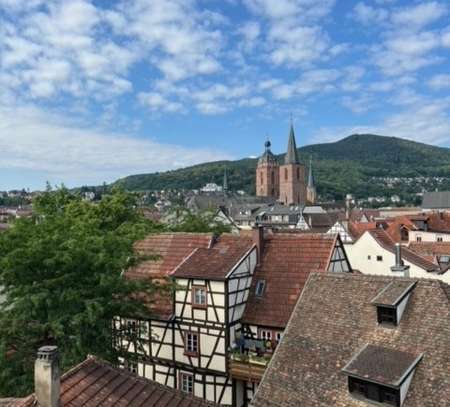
left=0, top=125, right=449, bottom=407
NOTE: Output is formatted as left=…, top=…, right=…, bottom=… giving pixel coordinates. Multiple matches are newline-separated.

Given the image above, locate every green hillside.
left=115, top=134, right=450, bottom=202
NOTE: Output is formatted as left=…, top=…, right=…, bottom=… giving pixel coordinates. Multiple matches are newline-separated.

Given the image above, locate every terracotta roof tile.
left=242, top=233, right=339, bottom=328
left=13, top=357, right=217, bottom=407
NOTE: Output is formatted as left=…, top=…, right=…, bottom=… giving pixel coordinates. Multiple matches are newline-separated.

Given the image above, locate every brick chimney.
left=252, top=225, right=264, bottom=264
left=35, top=346, right=60, bottom=407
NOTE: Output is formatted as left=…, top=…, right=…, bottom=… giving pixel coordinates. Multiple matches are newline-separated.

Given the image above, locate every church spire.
left=307, top=157, right=315, bottom=188
left=285, top=118, right=299, bottom=165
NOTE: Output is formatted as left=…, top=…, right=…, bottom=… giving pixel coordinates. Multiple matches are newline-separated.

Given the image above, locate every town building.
left=251, top=272, right=450, bottom=407
left=256, top=123, right=308, bottom=205
left=113, top=229, right=351, bottom=406
left=422, top=190, right=450, bottom=211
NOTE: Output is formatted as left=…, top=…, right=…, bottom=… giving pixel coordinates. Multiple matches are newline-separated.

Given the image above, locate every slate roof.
left=172, top=235, right=254, bottom=280
left=252, top=273, right=450, bottom=407
left=422, top=190, right=450, bottom=209
left=342, top=344, right=423, bottom=387
left=242, top=233, right=340, bottom=328
left=367, top=229, right=438, bottom=272
left=10, top=356, right=217, bottom=407
left=284, top=124, right=299, bottom=164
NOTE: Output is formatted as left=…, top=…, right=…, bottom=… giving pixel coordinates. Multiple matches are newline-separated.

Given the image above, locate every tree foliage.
left=0, top=187, right=163, bottom=396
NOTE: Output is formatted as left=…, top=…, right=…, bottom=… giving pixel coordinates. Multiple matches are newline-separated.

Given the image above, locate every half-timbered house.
left=114, top=229, right=352, bottom=406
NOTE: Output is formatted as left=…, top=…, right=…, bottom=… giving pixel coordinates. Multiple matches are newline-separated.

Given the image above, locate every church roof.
left=258, top=139, right=278, bottom=165
left=285, top=124, right=299, bottom=165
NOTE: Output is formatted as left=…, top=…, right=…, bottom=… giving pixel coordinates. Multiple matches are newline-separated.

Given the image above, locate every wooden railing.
left=228, top=352, right=270, bottom=382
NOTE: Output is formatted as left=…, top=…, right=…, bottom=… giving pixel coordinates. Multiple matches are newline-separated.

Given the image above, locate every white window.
left=126, top=361, right=138, bottom=374
left=376, top=255, right=383, bottom=262
left=416, top=236, right=422, bottom=242
left=260, top=330, right=272, bottom=341
left=180, top=373, right=194, bottom=394
left=437, top=236, right=443, bottom=242
left=192, top=286, right=207, bottom=307
left=184, top=332, right=199, bottom=356
left=276, top=332, right=282, bottom=342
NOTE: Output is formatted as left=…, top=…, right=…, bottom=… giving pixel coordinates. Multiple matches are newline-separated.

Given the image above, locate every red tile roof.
left=348, top=221, right=378, bottom=239
left=408, top=242, right=450, bottom=257
left=172, top=235, right=253, bottom=280
left=368, top=229, right=438, bottom=272
left=11, top=356, right=217, bottom=407
left=242, top=233, right=340, bottom=328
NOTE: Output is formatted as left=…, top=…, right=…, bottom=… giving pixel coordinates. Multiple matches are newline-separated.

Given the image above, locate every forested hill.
left=115, top=134, right=450, bottom=201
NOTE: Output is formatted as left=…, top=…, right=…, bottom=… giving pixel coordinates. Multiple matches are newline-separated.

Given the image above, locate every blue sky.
left=1, top=0, right=449, bottom=190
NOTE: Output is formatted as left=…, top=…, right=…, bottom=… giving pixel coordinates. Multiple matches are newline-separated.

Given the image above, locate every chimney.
left=345, top=194, right=352, bottom=221
left=391, top=243, right=410, bottom=278
left=252, top=226, right=264, bottom=264
left=35, top=346, right=60, bottom=407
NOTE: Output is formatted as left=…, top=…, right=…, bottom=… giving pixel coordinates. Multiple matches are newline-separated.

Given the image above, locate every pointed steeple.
left=307, top=157, right=315, bottom=188
left=285, top=118, right=299, bottom=165
left=223, top=167, right=228, bottom=192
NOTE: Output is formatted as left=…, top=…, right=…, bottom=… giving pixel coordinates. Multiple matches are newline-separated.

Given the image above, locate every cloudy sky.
left=1, top=0, right=449, bottom=190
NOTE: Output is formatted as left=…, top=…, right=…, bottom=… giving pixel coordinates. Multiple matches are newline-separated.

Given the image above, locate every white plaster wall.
left=409, top=230, right=450, bottom=242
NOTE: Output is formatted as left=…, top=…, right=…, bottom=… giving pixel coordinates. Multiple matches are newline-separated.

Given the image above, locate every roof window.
left=371, top=280, right=416, bottom=326
left=255, top=280, right=266, bottom=297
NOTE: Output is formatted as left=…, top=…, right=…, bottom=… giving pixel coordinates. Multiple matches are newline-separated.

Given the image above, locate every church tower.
left=279, top=122, right=306, bottom=205
left=306, top=157, right=317, bottom=204
left=256, top=139, right=279, bottom=199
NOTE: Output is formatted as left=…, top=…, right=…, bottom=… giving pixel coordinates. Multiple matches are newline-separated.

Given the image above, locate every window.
left=296, top=167, right=300, bottom=180
left=126, top=320, right=137, bottom=337
left=416, top=236, right=422, bottom=242
left=260, top=172, right=263, bottom=184
left=255, top=280, right=266, bottom=297
left=184, top=332, right=199, bottom=356
left=180, top=372, right=194, bottom=394
left=192, top=286, right=207, bottom=308
left=276, top=332, right=282, bottom=343
left=437, top=236, right=443, bottom=242
left=348, top=377, right=400, bottom=406
left=126, top=361, right=138, bottom=374
left=376, top=255, right=383, bottom=262
left=367, top=255, right=371, bottom=260
left=284, top=168, right=288, bottom=181
left=260, top=329, right=272, bottom=341
left=377, top=306, right=397, bottom=325
left=271, top=171, right=275, bottom=184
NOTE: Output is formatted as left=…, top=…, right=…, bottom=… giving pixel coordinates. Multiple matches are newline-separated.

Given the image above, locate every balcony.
left=228, top=340, right=273, bottom=382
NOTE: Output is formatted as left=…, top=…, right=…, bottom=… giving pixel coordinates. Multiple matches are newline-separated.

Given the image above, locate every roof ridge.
left=316, top=271, right=446, bottom=285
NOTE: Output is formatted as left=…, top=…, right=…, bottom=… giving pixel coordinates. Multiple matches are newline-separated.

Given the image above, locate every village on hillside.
left=0, top=124, right=449, bottom=407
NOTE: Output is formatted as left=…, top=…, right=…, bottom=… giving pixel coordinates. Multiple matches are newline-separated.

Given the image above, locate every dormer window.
left=371, top=280, right=417, bottom=326
left=343, top=344, right=423, bottom=407
left=255, top=280, right=266, bottom=297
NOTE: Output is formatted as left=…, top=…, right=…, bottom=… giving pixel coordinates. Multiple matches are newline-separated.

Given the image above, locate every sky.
left=0, top=0, right=450, bottom=190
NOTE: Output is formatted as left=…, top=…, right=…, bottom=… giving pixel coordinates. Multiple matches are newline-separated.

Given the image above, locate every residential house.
left=346, top=229, right=449, bottom=282
left=251, top=272, right=449, bottom=407
left=114, top=229, right=352, bottom=406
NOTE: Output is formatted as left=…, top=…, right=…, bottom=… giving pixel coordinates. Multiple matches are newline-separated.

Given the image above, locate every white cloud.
left=0, top=104, right=231, bottom=185
left=391, top=2, right=447, bottom=29
left=428, top=74, right=450, bottom=90
left=352, top=2, right=388, bottom=25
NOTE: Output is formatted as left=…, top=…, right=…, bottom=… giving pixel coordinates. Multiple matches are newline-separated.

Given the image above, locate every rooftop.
left=8, top=356, right=217, bottom=407
left=371, top=280, right=417, bottom=307
left=251, top=273, right=449, bottom=407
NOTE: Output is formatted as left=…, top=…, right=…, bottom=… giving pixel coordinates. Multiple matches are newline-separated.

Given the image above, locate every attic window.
left=255, top=280, right=266, bottom=297
left=343, top=344, right=423, bottom=407
left=371, top=281, right=417, bottom=326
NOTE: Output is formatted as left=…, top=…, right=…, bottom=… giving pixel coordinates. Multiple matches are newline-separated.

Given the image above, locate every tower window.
left=284, top=168, right=288, bottom=181
left=260, top=172, right=263, bottom=184
left=297, top=167, right=300, bottom=180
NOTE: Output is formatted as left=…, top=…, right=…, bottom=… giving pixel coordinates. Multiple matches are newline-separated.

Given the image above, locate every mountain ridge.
left=114, top=134, right=450, bottom=202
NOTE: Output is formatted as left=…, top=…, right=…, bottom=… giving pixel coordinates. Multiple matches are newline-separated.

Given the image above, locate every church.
left=256, top=122, right=316, bottom=205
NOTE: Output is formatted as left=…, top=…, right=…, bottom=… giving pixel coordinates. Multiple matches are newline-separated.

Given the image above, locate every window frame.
left=179, top=372, right=194, bottom=394
left=183, top=331, right=200, bottom=357
left=348, top=376, right=400, bottom=407
left=376, top=255, right=383, bottom=262
left=191, top=285, right=208, bottom=309
left=255, top=280, right=266, bottom=297
left=377, top=306, right=397, bottom=326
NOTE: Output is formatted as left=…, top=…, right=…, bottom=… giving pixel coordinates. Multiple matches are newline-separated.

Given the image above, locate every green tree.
left=0, top=187, right=164, bottom=396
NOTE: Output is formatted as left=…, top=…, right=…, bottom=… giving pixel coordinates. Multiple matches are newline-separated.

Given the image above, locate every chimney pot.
left=35, top=346, right=60, bottom=407
left=391, top=243, right=410, bottom=278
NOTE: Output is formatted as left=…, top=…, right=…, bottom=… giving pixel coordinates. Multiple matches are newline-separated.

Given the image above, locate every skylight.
left=255, top=280, right=266, bottom=297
